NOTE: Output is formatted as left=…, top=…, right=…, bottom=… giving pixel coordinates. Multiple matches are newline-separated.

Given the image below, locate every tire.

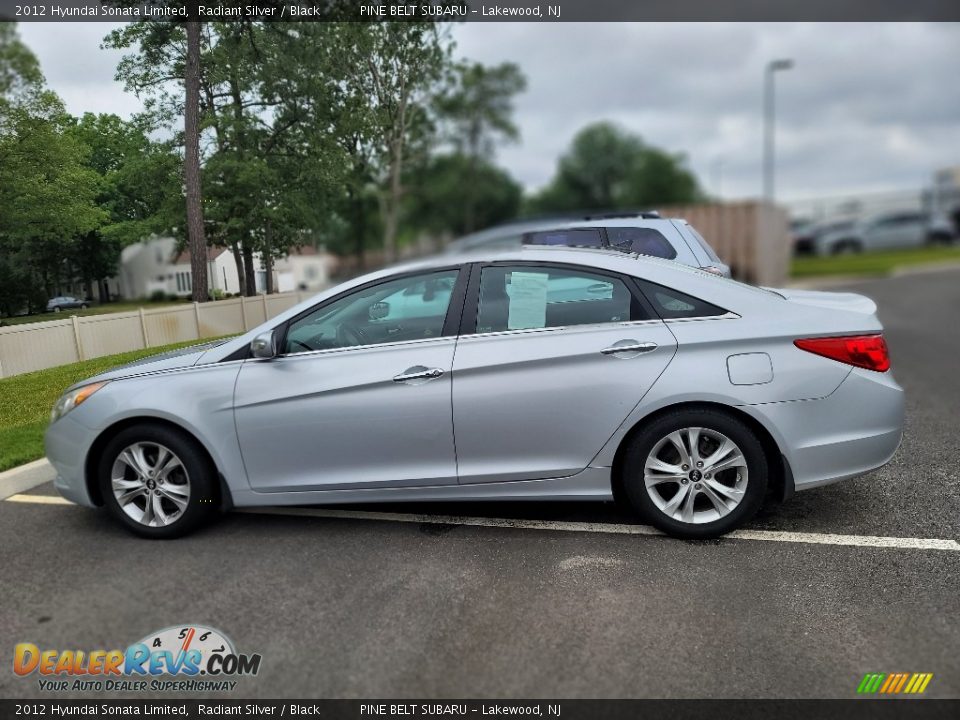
left=80, top=303, right=88, bottom=309
left=99, top=423, right=218, bottom=539
left=622, top=409, right=768, bottom=539
left=54, top=307, right=61, bottom=313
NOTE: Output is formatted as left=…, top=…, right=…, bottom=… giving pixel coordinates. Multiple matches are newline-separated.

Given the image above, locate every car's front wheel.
left=622, top=409, right=768, bottom=539
left=99, top=424, right=217, bottom=538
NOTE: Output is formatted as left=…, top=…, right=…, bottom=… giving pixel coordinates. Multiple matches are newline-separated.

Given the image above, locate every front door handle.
left=393, top=366, right=445, bottom=383
left=600, top=341, right=658, bottom=356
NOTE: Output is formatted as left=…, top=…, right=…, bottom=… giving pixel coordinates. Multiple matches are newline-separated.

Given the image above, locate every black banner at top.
left=1, top=0, right=959, bottom=22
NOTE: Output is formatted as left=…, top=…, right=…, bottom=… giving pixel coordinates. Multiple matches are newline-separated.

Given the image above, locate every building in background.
left=116, top=236, right=333, bottom=300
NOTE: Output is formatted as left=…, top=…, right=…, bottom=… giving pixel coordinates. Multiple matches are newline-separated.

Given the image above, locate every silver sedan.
left=45, top=247, right=904, bottom=539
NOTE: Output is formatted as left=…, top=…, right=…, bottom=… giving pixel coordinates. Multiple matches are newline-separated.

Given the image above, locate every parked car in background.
left=792, top=219, right=857, bottom=256
left=446, top=213, right=732, bottom=277
left=46, top=296, right=89, bottom=312
left=810, top=212, right=955, bottom=255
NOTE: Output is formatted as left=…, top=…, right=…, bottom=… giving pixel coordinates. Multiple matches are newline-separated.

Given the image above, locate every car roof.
left=448, top=215, right=686, bottom=249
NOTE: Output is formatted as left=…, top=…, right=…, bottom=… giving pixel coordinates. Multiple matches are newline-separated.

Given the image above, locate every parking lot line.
left=7, top=493, right=956, bottom=551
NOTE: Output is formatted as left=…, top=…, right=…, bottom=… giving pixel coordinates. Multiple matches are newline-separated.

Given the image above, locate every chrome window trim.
left=663, top=311, right=741, bottom=323
left=271, top=334, right=456, bottom=362
left=460, top=318, right=665, bottom=341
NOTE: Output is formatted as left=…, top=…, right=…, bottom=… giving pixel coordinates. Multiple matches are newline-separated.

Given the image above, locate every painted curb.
left=0, top=458, right=55, bottom=501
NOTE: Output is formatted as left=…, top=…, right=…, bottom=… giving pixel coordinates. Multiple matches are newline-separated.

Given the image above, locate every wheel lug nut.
left=681, top=479, right=688, bottom=484
left=696, top=461, right=703, bottom=468
left=682, top=464, right=689, bottom=471
left=154, top=489, right=161, bottom=496
left=694, top=483, right=701, bottom=489
left=705, top=472, right=712, bottom=479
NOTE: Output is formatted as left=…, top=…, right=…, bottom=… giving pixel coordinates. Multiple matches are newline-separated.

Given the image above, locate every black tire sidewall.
left=98, top=424, right=216, bottom=539
left=623, top=410, right=768, bottom=539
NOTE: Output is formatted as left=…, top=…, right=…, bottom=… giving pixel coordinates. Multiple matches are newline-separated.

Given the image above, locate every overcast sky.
left=18, top=21, right=960, bottom=201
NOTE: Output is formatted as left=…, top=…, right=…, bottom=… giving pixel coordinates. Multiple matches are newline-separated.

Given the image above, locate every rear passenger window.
left=476, top=266, right=646, bottom=333
left=606, top=227, right=677, bottom=259
left=635, top=279, right=727, bottom=319
left=523, top=228, right=604, bottom=248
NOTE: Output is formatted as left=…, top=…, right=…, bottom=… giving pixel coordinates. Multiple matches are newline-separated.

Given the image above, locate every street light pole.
left=763, top=58, right=794, bottom=203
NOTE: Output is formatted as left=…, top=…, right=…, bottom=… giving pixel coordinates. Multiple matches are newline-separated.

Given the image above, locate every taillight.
left=794, top=334, right=890, bottom=372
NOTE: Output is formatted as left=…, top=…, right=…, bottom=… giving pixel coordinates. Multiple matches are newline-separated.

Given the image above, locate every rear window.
left=635, top=279, right=727, bottom=319
left=606, top=227, right=676, bottom=259
left=686, top=226, right=722, bottom=263
left=523, top=228, right=604, bottom=248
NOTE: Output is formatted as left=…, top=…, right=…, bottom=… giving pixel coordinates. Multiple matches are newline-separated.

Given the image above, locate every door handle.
left=393, top=366, right=445, bottom=383
left=600, top=341, right=658, bottom=355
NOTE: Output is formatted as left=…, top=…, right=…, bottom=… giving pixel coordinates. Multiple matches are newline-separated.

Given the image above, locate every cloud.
left=17, top=21, right=960, bottom=202
left=453, top=22, right=960, bottom=200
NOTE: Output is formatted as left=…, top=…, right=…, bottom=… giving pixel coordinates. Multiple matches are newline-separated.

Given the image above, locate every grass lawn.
left=0, top=337, right=231, bottom=472
left=0, top=299, right=187, bottom=327
left=791, top=245, right=960, bottom=278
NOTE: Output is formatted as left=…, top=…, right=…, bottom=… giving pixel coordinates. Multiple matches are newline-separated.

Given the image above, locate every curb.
left=0, top=458, right=55, bottom=501
left=787, top=261, right=960, bottom=289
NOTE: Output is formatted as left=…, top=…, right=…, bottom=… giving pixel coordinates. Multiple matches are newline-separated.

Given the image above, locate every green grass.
left=0, top=337, right=231, bottom=472
left=0, top=300, right=187, bottom=326
left=791, top=245, right=960, bottom=278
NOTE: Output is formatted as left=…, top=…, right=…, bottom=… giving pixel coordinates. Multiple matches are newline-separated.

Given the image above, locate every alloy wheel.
left=110, top=442, right=191, bottom=527
left=643, top=427, right=748, bottom=525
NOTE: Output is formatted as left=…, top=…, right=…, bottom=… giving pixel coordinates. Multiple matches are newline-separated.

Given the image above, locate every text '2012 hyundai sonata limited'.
left=45, top=246, right=904, bottom=539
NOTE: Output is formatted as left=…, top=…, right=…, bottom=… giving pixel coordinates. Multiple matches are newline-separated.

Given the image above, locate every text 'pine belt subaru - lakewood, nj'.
left=45, top=245, right=903, bottom=539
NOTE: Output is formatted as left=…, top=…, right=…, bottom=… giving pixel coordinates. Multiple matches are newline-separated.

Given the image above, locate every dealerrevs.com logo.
left=13, top=625, right=261, bottom=693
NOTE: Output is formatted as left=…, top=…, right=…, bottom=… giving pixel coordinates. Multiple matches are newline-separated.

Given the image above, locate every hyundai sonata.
left=45, top=246, right=904, bottom=539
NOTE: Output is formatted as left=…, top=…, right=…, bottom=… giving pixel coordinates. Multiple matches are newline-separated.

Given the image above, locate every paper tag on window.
left=507, top=272, right=549, bottom=330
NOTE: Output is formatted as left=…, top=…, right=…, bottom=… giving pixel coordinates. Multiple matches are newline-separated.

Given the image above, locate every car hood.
left=78, top=340, right=225, bottom=386
left=768, top=288, right=878, bottom=316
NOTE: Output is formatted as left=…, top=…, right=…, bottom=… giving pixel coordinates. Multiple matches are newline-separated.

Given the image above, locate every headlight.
left=50, top=382, right=108, bottom=423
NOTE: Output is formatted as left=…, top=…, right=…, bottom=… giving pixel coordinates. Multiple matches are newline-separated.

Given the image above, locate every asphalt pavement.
left=1, top=268, right=958, bottom=699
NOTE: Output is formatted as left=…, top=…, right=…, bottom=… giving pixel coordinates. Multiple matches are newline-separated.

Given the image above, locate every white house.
left=116, top=236, right=333, bottom=299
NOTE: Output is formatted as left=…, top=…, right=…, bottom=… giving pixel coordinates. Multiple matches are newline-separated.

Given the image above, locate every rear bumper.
left=744, top=368, right=904, bottom=491
left=44, top=415, right=97, bottom=507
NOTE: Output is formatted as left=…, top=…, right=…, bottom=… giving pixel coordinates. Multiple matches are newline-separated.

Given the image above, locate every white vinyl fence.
left=0, top=291, right=320, bottom=379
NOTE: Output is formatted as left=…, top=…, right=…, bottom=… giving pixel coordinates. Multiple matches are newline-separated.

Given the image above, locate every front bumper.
left=44, top=414, right=98, bottom=507
left=745, top=367, right=905, bottom=491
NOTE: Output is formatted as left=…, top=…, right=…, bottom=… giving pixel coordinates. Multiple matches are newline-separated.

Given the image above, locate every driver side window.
left=283, top=270, right=459, bottom=354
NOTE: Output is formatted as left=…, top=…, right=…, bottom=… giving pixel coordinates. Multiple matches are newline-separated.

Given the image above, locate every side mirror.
left=250, top=330, right=277, bottom=359
left=369, top=301, right=390, bottom=321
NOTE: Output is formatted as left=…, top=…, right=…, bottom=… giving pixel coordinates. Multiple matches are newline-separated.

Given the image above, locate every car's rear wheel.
left=53, top=307, right=61, bottom=313
left=99, top=424, right=217, bottom=539
left=622, top=409, right=767, bottom=539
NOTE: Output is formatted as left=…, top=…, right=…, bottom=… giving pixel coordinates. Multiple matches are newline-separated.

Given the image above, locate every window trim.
left=459, top=260, right=656, bottom=337
left=274, top=265, right=469, bottom=357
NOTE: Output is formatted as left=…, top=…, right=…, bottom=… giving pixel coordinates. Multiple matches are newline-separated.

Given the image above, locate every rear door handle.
left=393, top=366, right=445, bottom=383
left=600, top=341, right=658, bottom=355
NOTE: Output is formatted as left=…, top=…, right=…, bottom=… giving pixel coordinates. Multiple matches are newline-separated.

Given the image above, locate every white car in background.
left=446, top=213, right=732, bottom=277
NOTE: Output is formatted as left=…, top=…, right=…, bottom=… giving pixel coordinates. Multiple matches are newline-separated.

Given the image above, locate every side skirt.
left=229, top=467, right=613, bottom=507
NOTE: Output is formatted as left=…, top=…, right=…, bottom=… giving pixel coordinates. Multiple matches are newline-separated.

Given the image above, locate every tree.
left=529, top=121, right=702, bottom=214
left=0, top=24, right=104, bottom=315
left=436, top=61, right=526, bottom=232
left=341, top=23, right=452, bottom=263
left=184, top=20, right=208, bottom=301
left=406, top=153, right=522, bottom=238
left=66, top=113, right=182, bottom=300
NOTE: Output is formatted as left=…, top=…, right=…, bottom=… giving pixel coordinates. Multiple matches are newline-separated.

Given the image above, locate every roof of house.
left=171, top=247, right=229, bottom=265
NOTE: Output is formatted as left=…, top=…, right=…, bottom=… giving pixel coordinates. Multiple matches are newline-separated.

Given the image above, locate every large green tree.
left=435, top=61, right=526, bottom=233
left=0, top=24, right=104, bottom=316
left=529, top=121, right=702, bottom=214
left=66, top=113, right=182, bottom=300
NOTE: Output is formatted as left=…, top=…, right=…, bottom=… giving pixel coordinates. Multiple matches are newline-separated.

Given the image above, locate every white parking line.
left=8, top=493, right=958, bottom=551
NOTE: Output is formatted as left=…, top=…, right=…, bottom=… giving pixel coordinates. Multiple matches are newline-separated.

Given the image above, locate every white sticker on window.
left=507, top=272, right=549, bottom=330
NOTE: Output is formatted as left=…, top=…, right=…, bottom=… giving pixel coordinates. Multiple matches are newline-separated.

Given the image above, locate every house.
left=116, top=236, right=334, bottom=299
left=273, top=245, right=335, bottom=292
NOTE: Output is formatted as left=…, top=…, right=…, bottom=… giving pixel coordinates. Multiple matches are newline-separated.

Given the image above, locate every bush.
left=148, top=289, right=168, bottom=302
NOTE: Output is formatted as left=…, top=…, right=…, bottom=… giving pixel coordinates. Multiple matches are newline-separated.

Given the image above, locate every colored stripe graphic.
left=857, top=672, right=933, bottom=694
